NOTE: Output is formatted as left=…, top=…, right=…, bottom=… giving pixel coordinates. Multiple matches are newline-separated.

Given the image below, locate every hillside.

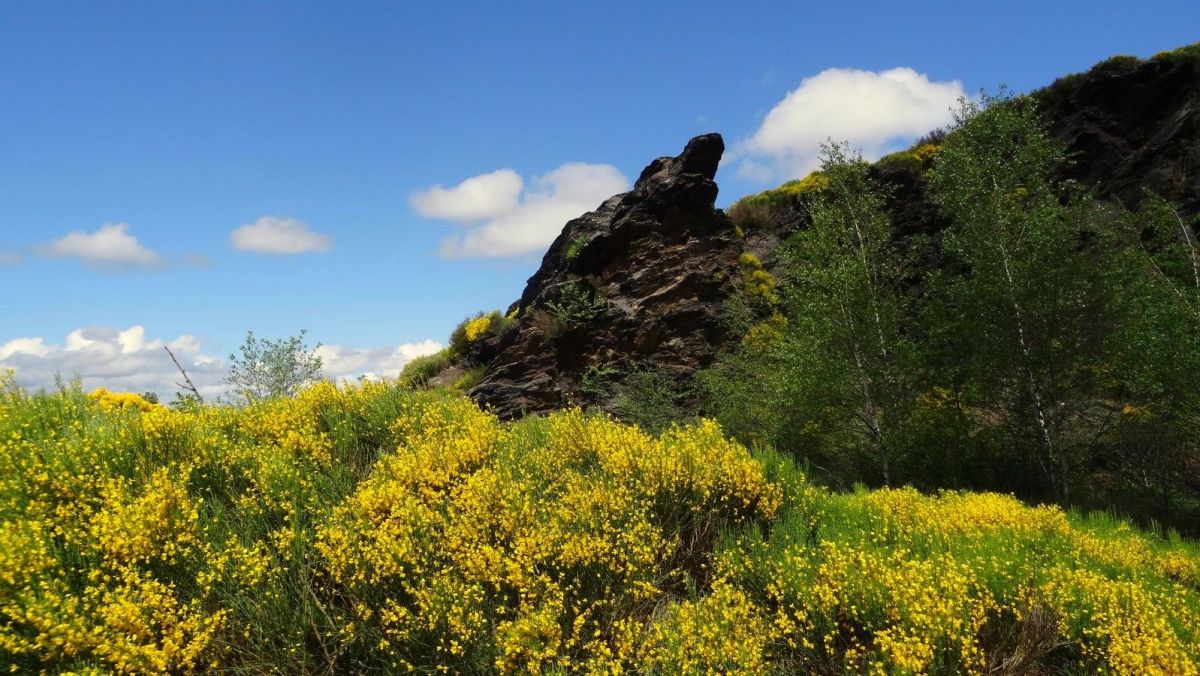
left=449, top=45, right=1200, bottom=420
left=2, top=381, right=1198, bottom=673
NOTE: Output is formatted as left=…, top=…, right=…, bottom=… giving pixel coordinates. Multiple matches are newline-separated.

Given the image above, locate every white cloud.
left=0, top=325, right=443, bottom=400
left=314, top=340, right=443, bottom=383
left=37, top=223, right=162, bottom=269
left=230, top=216, right=332, bottom=254
left=414, top=162, right=629, bottom=258
left=409, top=169, right=524, bottom=224
left=2, top=326, right=226, bottom=399
left=738, top=67, right=966, bottom=180
left=0, top=250, right=20, bottom=266
left=0, top=337, right=50, bottom=360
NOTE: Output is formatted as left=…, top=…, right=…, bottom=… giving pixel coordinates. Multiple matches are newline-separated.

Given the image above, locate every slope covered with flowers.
left=1, top=375, right=1198, bottom=674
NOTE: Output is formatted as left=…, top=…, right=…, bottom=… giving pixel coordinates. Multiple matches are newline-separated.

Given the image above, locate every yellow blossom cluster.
left=0, top=378, right=1197, bottom=673
left=87, top=388, right=159, bottom=413
left=464, top=314, right=493, bottom=342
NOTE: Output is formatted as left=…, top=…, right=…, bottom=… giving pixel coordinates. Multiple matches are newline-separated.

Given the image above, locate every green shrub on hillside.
left=397, top=346, right=454, bottom=387
left=449, top=309, right=518, bottom=358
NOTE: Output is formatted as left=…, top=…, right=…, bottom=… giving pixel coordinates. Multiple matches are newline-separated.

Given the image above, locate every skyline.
left=2, top=1, right=1198, bottom=397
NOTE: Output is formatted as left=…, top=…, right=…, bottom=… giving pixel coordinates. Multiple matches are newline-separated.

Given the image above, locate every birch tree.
left=926, top=94, right=1118, bottom=503
left=774, top=142, right=915, bottom=485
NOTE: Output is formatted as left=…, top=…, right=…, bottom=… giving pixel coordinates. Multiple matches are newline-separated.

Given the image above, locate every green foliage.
left=727, top=170, right=829, bottom=230
left=1152, top=42, right=1200, bottom=65
left=579, top=362, right=620, bottom=399
left=397, top=346, right=454, bottom=388
left=705, top=142, right=915, bottom=485
left=450, top=365, right=486, bottom=391
left=448, top=309, right=518, bottom=358
left=565, top=234, right=588, bottom=261
left=875, top=141, right=942, bottom=174
left=613, top=368, right=692, bottom=434
left=544, top=279, right=604, bottom=329
left=924, top=92, right=1124, bottom=503
left=708, top=89, right=1200, bottom=530
left=224, top=329, right=323, bottom=405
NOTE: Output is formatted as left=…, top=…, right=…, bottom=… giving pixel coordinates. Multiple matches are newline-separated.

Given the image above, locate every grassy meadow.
left=1, top=375, right=1198, bottom=673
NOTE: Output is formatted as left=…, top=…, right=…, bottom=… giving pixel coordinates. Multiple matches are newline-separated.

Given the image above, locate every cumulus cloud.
left=230, top=216, right=332, bottom=254
left=409, top=169, right=524, bottom=224
left=738, top=67, right=966, bottom=180
left=1, top=326, right=227, bottom=400
left=0, top=326, right=443, bottom=400
left=314, top=340, right=444, bottom=383
left=37, top=223, right=162, bottom=269
left=412, top=162, right=629, bottom=258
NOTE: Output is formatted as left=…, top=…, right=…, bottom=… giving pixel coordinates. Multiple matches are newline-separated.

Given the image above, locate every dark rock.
left=1035, top=51, right=1200, bottom=214
left=468, top=134, right=749, bottom=419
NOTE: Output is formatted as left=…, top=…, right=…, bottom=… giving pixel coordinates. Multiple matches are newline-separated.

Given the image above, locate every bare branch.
left=164, top=346, right=204, bottom=405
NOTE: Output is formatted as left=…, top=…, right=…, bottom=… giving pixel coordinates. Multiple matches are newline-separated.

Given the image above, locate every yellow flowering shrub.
left=88, top=388, right=159, bottom=413
left=0, top=381, right=1197, bottom=673
left=465, top=314, right=493, bottom=342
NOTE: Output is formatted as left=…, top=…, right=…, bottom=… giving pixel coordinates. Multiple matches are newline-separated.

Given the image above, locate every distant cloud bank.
left=737, top=67, right=966, bottom=181
left=230, top=216, right=332, bottom=254
left=0, top=325, right=442, bottom=400
left=411, top=162, right=629, bottom=258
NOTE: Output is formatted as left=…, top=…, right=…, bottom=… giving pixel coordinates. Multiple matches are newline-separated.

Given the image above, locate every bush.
left=224, top=329, right=323, bottom=405
left=544, top=280, right=604, bottom=330
left=449, top=309, right=518, bottom=358
left=613, top=368, right=692, bottom=433
left=397, top=347, right=454, bottom=388
left=2, top=383, right=1198, bottom=672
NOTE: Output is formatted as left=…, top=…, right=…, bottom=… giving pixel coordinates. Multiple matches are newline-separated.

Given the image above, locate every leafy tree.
left=224, top=330, right=323, bottom=405
left=925, top=93, right=1123, bottom=503
left=778, top=142, right=916, bottom=484
left=1107, top=195, right=1200, bottom=517
left=705, top=143, right=914, bottom=485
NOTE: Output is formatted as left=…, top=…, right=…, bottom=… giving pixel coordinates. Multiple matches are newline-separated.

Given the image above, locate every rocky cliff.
left=460, top=46, right=1200, bottom=419
left=466, top=134, right=748, bottom=418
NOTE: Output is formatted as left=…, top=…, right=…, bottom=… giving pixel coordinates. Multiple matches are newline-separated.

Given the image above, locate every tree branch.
left=164, top=346, right=204, bottom=405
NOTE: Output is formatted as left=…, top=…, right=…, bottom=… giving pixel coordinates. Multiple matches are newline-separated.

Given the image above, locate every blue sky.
left=2, top=1, right=1198, bottom=397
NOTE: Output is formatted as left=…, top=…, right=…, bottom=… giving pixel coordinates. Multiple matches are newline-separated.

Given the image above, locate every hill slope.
left=2, top=382, right=1198, bottom=672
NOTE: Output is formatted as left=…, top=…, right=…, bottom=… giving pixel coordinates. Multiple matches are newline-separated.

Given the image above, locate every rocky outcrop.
left=467, top=134, right=748, bottom=419
left=1036, top=49, right=1200, bottom=214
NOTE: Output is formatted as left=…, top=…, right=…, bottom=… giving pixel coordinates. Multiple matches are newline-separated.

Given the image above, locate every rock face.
left=467, top=134, right=745, bottom=418
left=1036, top=51, right=1200, bottom=214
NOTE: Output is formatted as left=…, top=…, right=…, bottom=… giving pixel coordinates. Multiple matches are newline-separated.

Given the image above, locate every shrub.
left=224, top=329, right=323, bottom=405
left=449, top=309, right=517, bottom=358
left=613, top=368, right=692, bottom=433
left=2, top=383, right=1198, bottom=672
left=397, top=347, right=453, bottom=388
left=544, top=280, right=604, bottom=330
left=565, top=235, right=588, bottom=261
left=875, top=141, right=942, bottom=174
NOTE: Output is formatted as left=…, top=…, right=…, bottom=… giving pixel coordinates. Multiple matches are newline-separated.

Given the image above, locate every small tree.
left=926, top=93, right=1122, bottom=503
left=703, top=143, right=915, bottom=486
left=224, top=330, right=323, bottom=405
left=776, top=142, right=915, bottom=485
